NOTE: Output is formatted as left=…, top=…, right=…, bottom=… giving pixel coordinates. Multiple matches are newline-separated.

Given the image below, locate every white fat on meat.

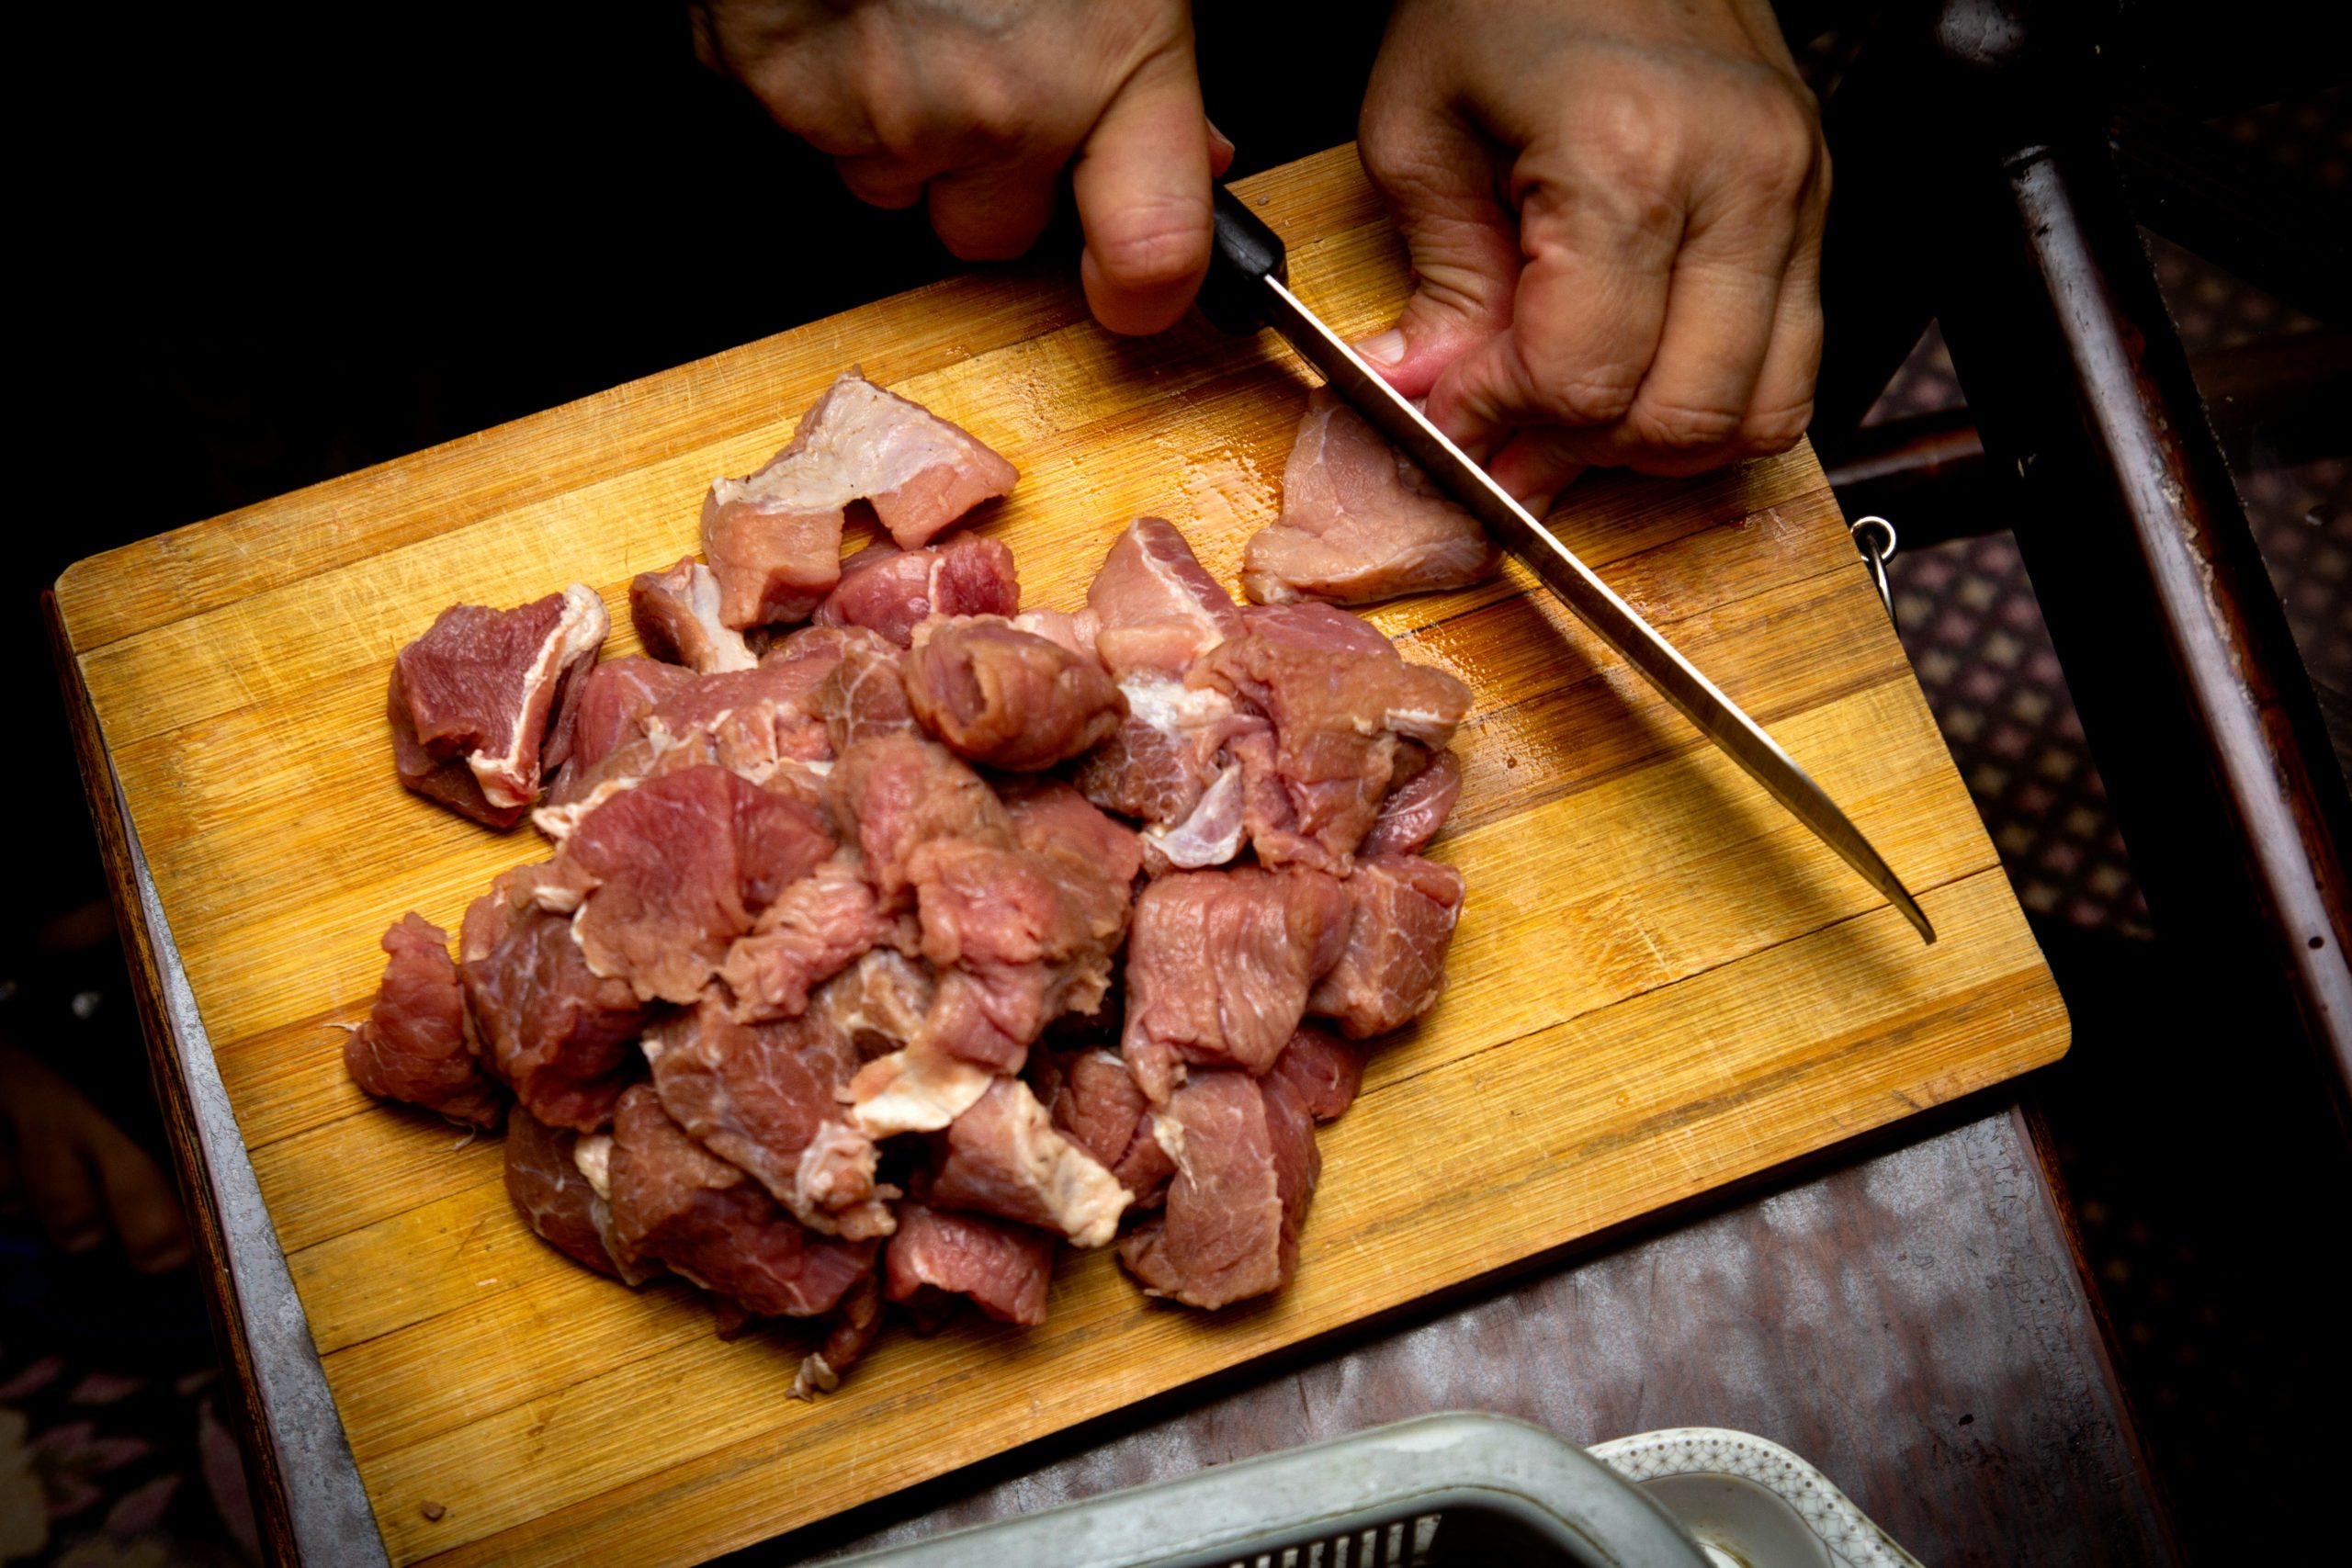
left=471, top=585, right=608, bottom=809
left=572, top=1132, right=615, bottom=1200
left=714, top=377, right=986, bottom=518
left=846, top=1047, right=995, bottom=1138
left=1140, top=761, right=1247, bottom=870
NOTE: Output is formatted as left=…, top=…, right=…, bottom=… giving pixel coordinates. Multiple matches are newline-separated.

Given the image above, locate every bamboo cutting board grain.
left=57, top=146, right=2064, bottom=1566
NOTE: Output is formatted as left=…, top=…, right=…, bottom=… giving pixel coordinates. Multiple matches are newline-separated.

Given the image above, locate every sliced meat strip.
left=345, top=912, right=506, bottom=1128
left=1267, top=1027, right=1363, bottom=1122
left=1361, top=745, right=1463, bottom=857
left=1308, top=853, right=1466, bottom=1038
left=1120, top=865, right=1350, bottom=1103
left=565, top=765, right=833, bottom=1005
left=1115, top=1066, right=1321, bottom=1310
left=827, top=734, right=1012, bottom=908
left=885, top=1200, right=1055, bottom=1327
left=1049, top=1047, right=1175, bottom=1204
left=813, top=536, right=1021, bottom=647
left=630, top=557, right=760, bottom=674
left=793, top=1265, right=888, bottom=1398
left=1192, top=604, right=1471, bottom=872
left=504, top=1104, right=635, bottom=1280
left=718, top=856, right=904, bottom=1021
left=927, top=1077, right=1129, bottom=1247
left=1240, top=386, right=1500, bottom=606
left=462, top=904, right=647, bottom=1132
left=392, top=584, right=609, bottom=822
left=701, top=372, right=1018, bottom=629
left=903, top=616, right=1126, bottom=771
left=605, top=1085, right=875, bottom=1317
left=1084, top=517, right=1246, bottom=676
left=644, top=996, right=893, bottom=1239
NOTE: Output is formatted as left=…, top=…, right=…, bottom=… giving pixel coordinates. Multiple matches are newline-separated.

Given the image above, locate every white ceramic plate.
left=1589, top=1427, right=1927, bottom=1568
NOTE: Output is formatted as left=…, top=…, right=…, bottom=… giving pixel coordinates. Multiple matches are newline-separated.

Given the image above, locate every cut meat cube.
left=1049, top=1047, right=1176, bottom=1204
left=718, top=857, right=904, bottom=1022
left=1361, top=745, right=1463, bottom=857
left=812, top=947, right=936, bottom=1060
left=903, top=616, right=1126, bottom=771
left=1071, top=673, right=1237, bottom=826
left=390, top=584, right=609, bottom=825
left=813, top=536, right=1021, bottom=647
left=630, top=557, right=760, bottom=674
left=1084, top=517, right=1245, bottom=675
left=792, top=1265, right=887, bottom=1398
left=565, top=765, right=833, bottom=1004
left=885, top=1201, right=1054, bottom=1327
left=644, top=996, right=893, bottom=1239
left=1000, top=777, right=1143, bottom=888
left=1241, top=387, right=1500, bottom=605
left=503, top=1104, right=648, bottom=1280
left=927, top=1077, right=1129, bottom=1247
left=605, top=1085, right=875, bottom=1317
left=644, top=656, right=838, bottom=784
left=545, top=657, right=699, bottom=805
left=827, top=735, right=1012, bottom=908
left=345, top=912, right=505, bottom=1128
left=701, top=372, right=1018, bottom=629
left=1193, top=604, right=1471, bottom=871
left=569, top=1129, right=665, bottom=1284
left=1308, top=853, right=1466, bottom=1038
left=1009, top=607, right=1100, bottom=661
left=844, top=1042, right=997, bottom=1139
left=1115, top=1066, right=1321, bottom=1310
left=1120, top=865, right=1350, bottom=1102
left=462, top=905, right=648, bottom=1132
left=1267, top=1027, right=1363, bottom=1122
left=820, top=626, right=922, bottom=750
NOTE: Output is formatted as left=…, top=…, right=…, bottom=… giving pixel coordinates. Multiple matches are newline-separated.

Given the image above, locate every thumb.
left=1356, top=101, right=1520, bottom=400
left=1074, top=44, right=1215, bottom=337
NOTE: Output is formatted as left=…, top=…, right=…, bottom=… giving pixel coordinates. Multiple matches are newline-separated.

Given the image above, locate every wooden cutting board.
left=54, top=145, right=2065, bottom=1566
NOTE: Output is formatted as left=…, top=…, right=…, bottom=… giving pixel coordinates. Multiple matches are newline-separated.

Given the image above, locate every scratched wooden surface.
left=54, top=145, right=2066, bottom=1567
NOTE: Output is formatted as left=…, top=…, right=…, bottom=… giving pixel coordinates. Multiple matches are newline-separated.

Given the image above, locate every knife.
left=1199, top=185, right=1935, bottom=944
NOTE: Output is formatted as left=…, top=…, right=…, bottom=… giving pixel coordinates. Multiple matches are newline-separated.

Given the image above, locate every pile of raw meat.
left=352, top=370, right=1494, bottom=1395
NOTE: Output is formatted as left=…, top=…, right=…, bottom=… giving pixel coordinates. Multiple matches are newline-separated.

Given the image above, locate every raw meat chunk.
left=903, top=617, right=1126, bottom=771
left=812, top=948, right=936, bottom=1060
left=1120, top=866, right=1350, bottom=1102
left=821, top=626, right=922, bottom=750
left=630, top=557, right=760, bottom=673
left=1362, top=745, right=1463, bottom=857
left=814, top=536, right=1021, bottom=647
left=701, top=372, right=1018, bottom=629
left=644, top=997, right=893, bottom=1239
left=1001, top=777, right=1143, bottom=888
left=605, top=1085, right=875, bottom=1317
left=1241, top=387, right=1499, bottom=605
left=1116, top=1067, right=1321, bottom=1310
left=644, top=655, right=838, bottom=784
left=886, top=1201, right=1054, bottom=1326
left=1308, top=854, right=1466, bottom=1038
left=1267, top=1027, right=1363, bottom=1122
left=1049, top=1047, right=1175, bottom=1203
left=462, top=905, right=648, bottom=1132
left=718, top=857, right=904, bottom=1022
left=827, top=735, right=1012, bottom=908
left=545, top=657, right=698, bottom=803
left=1084, top=517, right=1246, bottom=675
left=565, top=765, right=832, bottom=1004
left=927, top=1077, right=1128, bottom=1247
left=1010, top=607, right=1099, bottom=661
left=390, top=584, right=608, bottom=825
left=1193, top=604, right=1471, bottom=871
left=344, top=913, right=505, bottom=1128
left=845, top=1043, right=998, bottom=1139
left=568, top=1130, right=666, bottom=1284
left=504, top=1104, right=630, bottom=1279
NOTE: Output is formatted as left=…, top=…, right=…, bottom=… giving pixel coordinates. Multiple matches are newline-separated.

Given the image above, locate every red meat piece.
left=462, top=904, right=647, bottom=1133
left=813, top=536, right=1021, bottom=647
left=903, top=616, right=1126, bottom=771
left=344, top=912, right=506, bottom=1128
left=1308, top=853, right=1466, bottom=1038
left=885, top=1201, right=1055, bottom=1326
left=630, top=557, right=760, bottom=674
left=1083, top=517, right=1246, bottom=676
left=926, top=1077, right=1127, bottom=1247
left=1116, top=1066, right=1321, bottom=1310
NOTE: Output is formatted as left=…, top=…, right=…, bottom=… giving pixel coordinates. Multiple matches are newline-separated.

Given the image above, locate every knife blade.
left=1200, top=185, right=1934, bottom=943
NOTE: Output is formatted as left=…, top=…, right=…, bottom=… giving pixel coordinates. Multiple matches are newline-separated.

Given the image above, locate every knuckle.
left=1737, top=81, right=1825, bottom=200
left=1533, top=365, right=1643, bottom=427
left=1628, top=396, right=1747, bottom=453
left=1738, top=400, right=1815, bottom=455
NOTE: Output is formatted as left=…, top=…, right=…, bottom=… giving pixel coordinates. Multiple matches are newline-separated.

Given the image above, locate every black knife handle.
left=1197, top=183, right=1289, bottom=335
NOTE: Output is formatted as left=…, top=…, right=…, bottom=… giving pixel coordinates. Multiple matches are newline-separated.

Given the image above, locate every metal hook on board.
left=1849, top=514, right=1899, bottom=631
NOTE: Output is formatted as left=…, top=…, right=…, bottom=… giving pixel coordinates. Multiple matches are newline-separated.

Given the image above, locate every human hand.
left=0, top=1043, right=192, bottom=1273
left=1357, top=0, right=1828, bottom=510
left=691, top=0, right=1232, bottom=334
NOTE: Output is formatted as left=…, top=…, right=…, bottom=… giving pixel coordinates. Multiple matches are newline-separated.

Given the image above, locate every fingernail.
left=1357, top=329, right=1406, bottom=368
left=1204, top=118, right=1235, bottom=158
